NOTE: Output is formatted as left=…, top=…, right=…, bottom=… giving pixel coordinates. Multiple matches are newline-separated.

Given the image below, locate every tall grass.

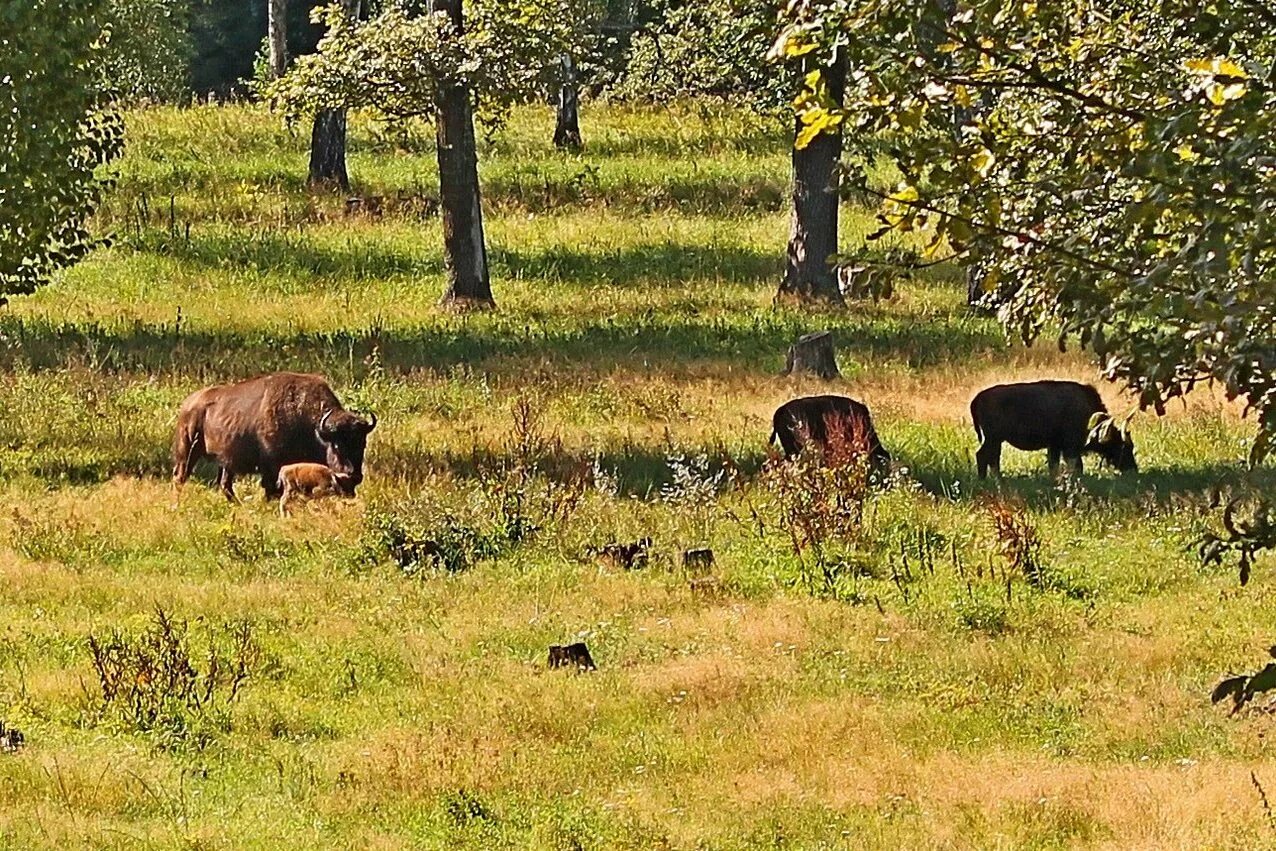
left=0, top=101, right=1270, bottom=849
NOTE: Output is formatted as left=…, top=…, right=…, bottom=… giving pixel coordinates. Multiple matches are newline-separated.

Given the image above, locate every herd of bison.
left=170, top=371, right=1138, bottom=514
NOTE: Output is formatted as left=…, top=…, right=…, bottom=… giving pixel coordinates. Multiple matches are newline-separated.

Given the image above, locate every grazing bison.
left=770, top=395, right=891, bottom=468
left=173, top=372, right=376, bottom=502
left=277, top=462, right=354, bottom=516
left=970, top=380, right=1136, bottom=478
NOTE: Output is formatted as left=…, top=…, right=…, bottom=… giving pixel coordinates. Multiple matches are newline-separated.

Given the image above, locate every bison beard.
left=173, top=372, right=376, bottom=502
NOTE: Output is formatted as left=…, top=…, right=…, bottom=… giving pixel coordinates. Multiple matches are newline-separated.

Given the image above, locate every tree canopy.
left=102, top=0, right=193, bottom=103
left=269, top=0, right=592, bottom=129
left=0, top=0, right=124, bottom=296
left=778, top=0, right=1276, bottom=462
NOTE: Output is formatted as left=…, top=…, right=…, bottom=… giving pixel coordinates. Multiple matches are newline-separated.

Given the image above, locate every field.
left=0, top=102, right=1273, bottom=849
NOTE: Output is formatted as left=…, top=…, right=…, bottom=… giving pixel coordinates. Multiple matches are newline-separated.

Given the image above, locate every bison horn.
left=318, top=409, right=336, bottom=436
left=1086, top=412, right=1111, bottom=432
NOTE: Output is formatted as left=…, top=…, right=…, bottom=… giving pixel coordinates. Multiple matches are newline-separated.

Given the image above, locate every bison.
left=770, top=395, right=891, bottom=468
left=277, top=462, right=354, bottom=517
left=970, top=380, right=1136, bottom=478
left=173, top=372, right=376, bottom=502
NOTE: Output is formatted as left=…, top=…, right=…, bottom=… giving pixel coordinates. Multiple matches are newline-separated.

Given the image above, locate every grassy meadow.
left=0, top=102, right=1273, bottom=849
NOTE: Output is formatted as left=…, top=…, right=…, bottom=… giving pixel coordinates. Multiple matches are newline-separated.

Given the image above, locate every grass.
left=0, top=100, right=1272, bottom=849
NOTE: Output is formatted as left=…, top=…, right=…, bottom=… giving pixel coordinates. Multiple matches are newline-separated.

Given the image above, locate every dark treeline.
left=190, top=1, right=321, bottom=95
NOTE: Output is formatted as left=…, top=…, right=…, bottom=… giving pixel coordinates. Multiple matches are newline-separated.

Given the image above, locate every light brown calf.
left=277, top=462, right=353, bottom=516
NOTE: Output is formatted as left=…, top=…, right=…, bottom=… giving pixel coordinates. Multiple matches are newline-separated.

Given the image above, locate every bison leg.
left=1067, top=453, right=1084, bottom=475
left=1047, top=448, right=1061, bottom=476
left=260, top=467, right=283, bottom=501
left=976, top=440, right=1002, bottom=479
left=218, top=468, right=238, bottom=503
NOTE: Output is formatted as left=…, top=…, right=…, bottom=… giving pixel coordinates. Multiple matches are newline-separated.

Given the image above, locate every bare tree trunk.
left=309, top=109, right=349, bottom=190
left=267, top=0, right=288, bottom=79
left=553, top=55, right=582, bottom=150
left=307, top=0, right=359, bottom=190
left=778, top=50, right=846, bottom=304
left=433, top=0, right=493, bottom=307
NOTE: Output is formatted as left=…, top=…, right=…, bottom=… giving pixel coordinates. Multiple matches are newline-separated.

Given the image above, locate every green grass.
left=0, top=101, right=1272, bottom=849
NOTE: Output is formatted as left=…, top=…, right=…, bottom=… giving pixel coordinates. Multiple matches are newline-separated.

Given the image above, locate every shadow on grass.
left=369, top=440, right=772, bottom=499
left=123, top=229, right=441, bottom=283
left=491, top=242, right=781, bottom=287
left=0, top=310, right=1001, bottom=378
left=899, top=449, right=1276, bottom=512
left=123, top=228, right=783, bottom=288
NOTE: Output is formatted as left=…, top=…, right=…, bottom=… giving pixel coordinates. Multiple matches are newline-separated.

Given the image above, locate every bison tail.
left=172, top=424, right=203, bottom=484
left=969, top=399, right=983, bottom=441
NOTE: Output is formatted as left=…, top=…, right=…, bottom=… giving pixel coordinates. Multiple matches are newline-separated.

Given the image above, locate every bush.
left=361, top=498, right=504, bottom=575
left=754, top=415, right=879, bottom=599
left=86, top=607, right=259, bottom=750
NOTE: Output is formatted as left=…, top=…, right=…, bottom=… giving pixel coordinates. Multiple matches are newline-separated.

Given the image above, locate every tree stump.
left=682, top=547, right=714, bottom=574
left=783, top=331, right=840, bottom=379
left=0, top=721, right=24, bottom=753
left=592, top=537, right=650, bottom=570
left=548, top=642, right=596, bottom=671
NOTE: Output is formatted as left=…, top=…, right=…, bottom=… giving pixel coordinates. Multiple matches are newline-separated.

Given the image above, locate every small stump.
left=344, top=195, right=384, bottom=218
left=689, top=576, right=723, bottom=596
left=783, top=331, right=840, bottom=380
left=682, top=547, right=715, bottom=574
left=592, top=537, right=651, bottom=570
left=548, top=642, right=596, bottom=672
left=0, top=721, right=24, bottom=754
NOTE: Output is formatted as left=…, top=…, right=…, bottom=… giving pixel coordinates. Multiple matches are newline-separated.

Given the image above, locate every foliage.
left=87, top=607, right=260, bottom=749
left=778, top=0, right=1276, bottom=462
left=0, top=0, right=124, bottom=296
left=1197, top=493, right=1276, bottom=585
left=982, top=495, right=1044, bottom=587
left=756, top=415, right=877, bottom=598
left=102, top=0, right=193, bottom=104
left=268, top=0, right=595, bottom=130
left=611, top=0, right=787, bottom=109
left=362, top=498, right=506, bottom=574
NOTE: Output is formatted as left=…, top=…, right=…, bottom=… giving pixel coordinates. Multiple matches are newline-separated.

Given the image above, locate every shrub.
left=361, top=499, right=503, bottom=575
left=756, top=415, right=878, bottom=599
left=982, top=496, right=1046, bottom=587
left=86, top=607, right=259, bottom=750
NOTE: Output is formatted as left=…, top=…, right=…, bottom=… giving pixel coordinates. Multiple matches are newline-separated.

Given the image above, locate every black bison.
left=770, top=395, right=891, bottom=468
left=970, top=380, right=1136, bottom=478
left=173, top=372, right=376, bottom=501
left=277, top=462, right=355, bottom=517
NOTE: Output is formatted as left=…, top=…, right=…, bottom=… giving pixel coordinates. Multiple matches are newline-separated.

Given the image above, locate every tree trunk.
left=778, top=50, right=846, bottom=304
left=783, top=330, right=841, bottom=379
left=553, top=55, right=582, bottom=150
left=307, top=0, right=359, bottom=191
left=267, top=0, right=288, bottom=79
left=308, top=109, right=350, bottom=190
left=433, top=0, right=493, bottom=307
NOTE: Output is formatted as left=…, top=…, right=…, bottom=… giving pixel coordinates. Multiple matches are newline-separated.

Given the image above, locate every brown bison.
left=770, top=395, right=891, bottom=468
left=970, top=380, right=1136, bottom=478
left=173, top=372, right=376, bottom=501
left=277, top=462, right=354, bottom=516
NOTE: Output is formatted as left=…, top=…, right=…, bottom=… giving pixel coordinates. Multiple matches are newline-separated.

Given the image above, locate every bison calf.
left=970, top=380, right=1137, bottom=478
left=770, top=395, right=891, bottom=469
left=277, top=463, right=354, bottom=516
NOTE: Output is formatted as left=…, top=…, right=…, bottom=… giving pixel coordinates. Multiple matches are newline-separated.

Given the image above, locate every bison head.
left=316, top=408, right=377, bottom=488
left=1086, top=412, right=1137, bottom=473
